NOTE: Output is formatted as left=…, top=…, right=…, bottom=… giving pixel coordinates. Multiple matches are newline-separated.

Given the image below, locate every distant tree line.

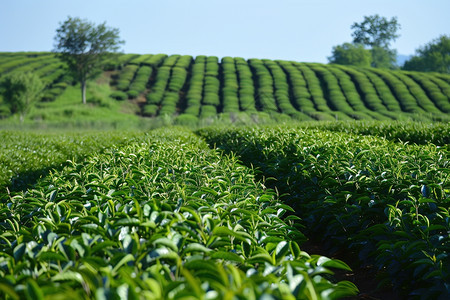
left=329, top=15, right=450, bottom=74
left=403, top=35, right=450, bottom=74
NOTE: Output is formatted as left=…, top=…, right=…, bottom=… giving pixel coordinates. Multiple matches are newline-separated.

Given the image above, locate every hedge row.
left=434, top=73, right=450, bottom=84
left=367, top=68, right=426, bottom=114
left=266, top=60, right=313, bottom=121
left=184, top=56, right=206, bottom=116
left=143, top=54, right=168, bottom=67
left=0, top=55, right=71, bottom=102
left=199, top=104, right=217, bottom=119
left=144, top=55, right=182, bottom=115
left=128, top=54, right=154, bottom=65
left=391, top=71, right=442, bottom=114
left=104, top=54, right=139, bottom=70
left=0, top=54, right=54, bottom=74
left=159, top=91, right=180, bottom=115
left=158, top=55, right=193, bottom=116
left=263, top=60, right=295, bottom=114
left=326, top=66, right=389, bottom=121
left=127, top=66, right=153, bottom=98
left=31, top=63, right=68, bottom=89
left=428, top=76, right=450, bottom=107
left=294, top=63, right=333, bottom=115
left=205, top=56, right=219, bottom=77
left=277, top=61, right=318, bottom=116
left=202, top=57, right=220, bottom=107
left=145, top=66, right=172, bottom=114
left=116, top=65, right=139, bottom=91
left=198, top=125, right=449, bottom=298
left=248, top=59, right=278, bottom=112
left=2, top=56, right=59, bottom=75
left=161, top=55, right=180, bottom=67
left=144, top=55, right=192, bottom=117
left=308, top=64, right=367, bottom=120
left=335, top=65, right=401, bottom=120
left=221, top=57, right=239, bottom=113
left=405, top=71, right=450, bottom=113
left=42, top=82, right=69, bottom=102
left=235, top=57, right=256, bottom=112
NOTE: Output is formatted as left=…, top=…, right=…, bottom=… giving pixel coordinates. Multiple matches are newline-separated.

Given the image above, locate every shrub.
left=110, top=90, right=128, bottom=100
left=0, top=104, right=11, bottom=118
left=174, top=114, right=199, bottom=126
left=127, top=89, right=140, bottom=99
left=142, top=104, right=158, bottom=116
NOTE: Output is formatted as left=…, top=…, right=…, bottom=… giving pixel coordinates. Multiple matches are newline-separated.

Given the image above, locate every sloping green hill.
left=1, top=52, right=449, bottom=124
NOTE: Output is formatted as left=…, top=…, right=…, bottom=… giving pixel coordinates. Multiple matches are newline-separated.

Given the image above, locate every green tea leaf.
left=210, top=251, right=244, bottom=263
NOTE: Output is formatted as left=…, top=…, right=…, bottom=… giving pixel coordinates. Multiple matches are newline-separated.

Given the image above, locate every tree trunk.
left=81, top=80, right=87, bottom=104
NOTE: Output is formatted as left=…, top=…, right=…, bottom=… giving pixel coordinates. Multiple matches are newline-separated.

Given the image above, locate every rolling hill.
left=0, top=52, right=449, bottom=124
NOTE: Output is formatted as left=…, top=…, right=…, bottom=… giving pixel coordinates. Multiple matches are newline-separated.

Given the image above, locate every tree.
left=351, top=14, right=401, bottom=49
left=328, top=43, right=372, bottom=67
left=351, top=15, right=400, bottom=69
left=403, top=35, right=450, bottom=73
left=328, top=15, right=400, bottom=69
left=0, top=72, right=44, bottom=122
left=53, top=17, right=124, bottom=104
left=371, top=46, right=397, bottom=69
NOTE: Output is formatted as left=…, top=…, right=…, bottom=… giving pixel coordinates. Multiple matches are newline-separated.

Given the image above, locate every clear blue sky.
left=1, top=0, right=449, bottom=63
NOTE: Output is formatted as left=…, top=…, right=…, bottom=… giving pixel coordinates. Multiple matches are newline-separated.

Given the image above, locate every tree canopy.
left=403, top=35, right=450, bottom=74
left=371, top=46, right=397, bottom=69
left=0, top=72, right=44, bottom=122
left=53, top=16, right=124, bottom=104
left=351, top=14, right=401, bottom=49
left=328, top=15, right=400, bottom=69
left=328, top=43, right=372, bottom=67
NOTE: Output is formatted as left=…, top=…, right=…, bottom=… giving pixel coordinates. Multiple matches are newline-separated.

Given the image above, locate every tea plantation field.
left=0, top=122, right=449, bottom=299
left=1, top=52, right=450, bottom=125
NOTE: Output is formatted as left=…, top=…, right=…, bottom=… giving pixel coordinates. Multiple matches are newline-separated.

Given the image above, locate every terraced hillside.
left=0, top=52, right=449, bottom=123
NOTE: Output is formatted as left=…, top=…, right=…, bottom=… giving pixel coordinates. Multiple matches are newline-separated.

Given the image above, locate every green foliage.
left=307, top=64, right=365, bottom=119
left=403, top=35, right=450, bottom=74
left=221, top=57, right=240, bottom=113
left=329, top=15, right=401, bottom=70
left=198, top=124, right=450, bottom=297
left=249, top=59, right=278, bottom=112
left=129, top=66, right=152, bottom=93
left=370, top=46, right=397, bottom=69
left=0, top=72, right=44, bottom=122
left=368, top=68, right=426, bottom=114
left=0, top=130, right=146, bottom=190
left=53, top=16, right=124, bottom=104
left=404, top=71, right=450, bottom=113
left=328, top=43, right=372, bottom=67
left=174, top=114, right=199, bottom=126
left=264, top=60, right=299, bottom=116
left=0, top=128, right=359, bottom=299
left=127, top=89, right=140, bottom=99
left=110, top=90, right=128, bottom=101
left=142, top=104, right=158, bottom=117
left=0, top=104, right=11, bottom=119
left=235, top=57, right=257, bottom=112
left=184, top=56, right=206, bottom=116
left=351, top=14, right=401, bottom=49
left=115, top=64, right=139, bottom=91
left=295, top=64, right=332, bottom=114
left=1, top=52, right=449, bottom=123
left=300, top=120, right=450, bottom=146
